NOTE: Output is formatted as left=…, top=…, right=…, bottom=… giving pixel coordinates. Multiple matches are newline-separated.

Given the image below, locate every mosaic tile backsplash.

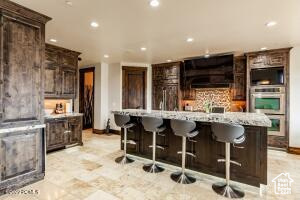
left=194, top=88, right=231, bottom=111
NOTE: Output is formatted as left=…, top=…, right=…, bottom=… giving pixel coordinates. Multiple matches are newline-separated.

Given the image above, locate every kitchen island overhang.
left=112, top=109, right=271, bottom=187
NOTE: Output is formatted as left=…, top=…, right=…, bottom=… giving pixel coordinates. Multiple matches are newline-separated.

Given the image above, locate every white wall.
left=289, top=46, right=300, bottom=148
left=77, top=62, right=151, bottom=131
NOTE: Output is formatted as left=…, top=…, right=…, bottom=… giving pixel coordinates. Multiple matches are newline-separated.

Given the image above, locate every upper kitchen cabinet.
left=248, top=49, right=289, bottom=69
left=0, top=1, right=51, bottom=128
left=45, top=44, right=81, bottom=99
left=232, top=56, right=247, bottom=101
left=152, top=62, right=181, bottom=111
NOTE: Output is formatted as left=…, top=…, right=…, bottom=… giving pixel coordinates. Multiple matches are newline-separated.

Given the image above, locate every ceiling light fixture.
left=140, top=47, right=147, bottom=51
left=65, top=1, right=73, bottom=6
left=90, top=21, right=99, bottom=28
left=265, top=21, right=277, bottom=27
left=204, top=54, right=210, bottom=58
left=150, top=0, right=160, bottom=7
left=186, top=38, right=194, bottom=43
left=166, top=60, right=172, bottom=62
left=261, top=47, right=267, bottom=51
left=49, top=39, right=57, bottom=43
left=104, top=54, right=109, bottom=58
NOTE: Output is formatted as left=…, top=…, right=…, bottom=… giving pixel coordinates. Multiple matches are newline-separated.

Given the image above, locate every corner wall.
left=289, top=46, right=300, bottom=148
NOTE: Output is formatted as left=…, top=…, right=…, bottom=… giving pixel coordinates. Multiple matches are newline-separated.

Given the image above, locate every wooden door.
left=61, top=67, right=76, bottom=98
left=164, top=84, right=179, bottom=111
left=46, top=119, right=67, bottom=151
left=79, top=68, right=94, bottom=129
left=122, top=67, right=147, bottom=109
left=0, top=15, right=43, bottom=127
left=68, top=117, right=82, bottom=145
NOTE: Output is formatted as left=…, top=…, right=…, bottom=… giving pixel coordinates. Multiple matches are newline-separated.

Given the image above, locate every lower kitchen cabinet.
left=0, top=128, right=45, bottom=194
left=45, top=116, right=83, bottom=152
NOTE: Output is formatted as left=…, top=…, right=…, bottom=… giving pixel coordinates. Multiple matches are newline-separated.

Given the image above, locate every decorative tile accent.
left=194, top=88, right=232, bottom=111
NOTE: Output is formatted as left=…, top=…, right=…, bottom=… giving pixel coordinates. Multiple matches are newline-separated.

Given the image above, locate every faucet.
left=159, top=101, right=164, bottom=111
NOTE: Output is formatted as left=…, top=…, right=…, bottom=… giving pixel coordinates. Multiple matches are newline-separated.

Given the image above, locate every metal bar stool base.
left=212, top=182, right=245, bottom=199
left=170, top=171, right=196, bottom=184
left=115, top=156, right=134, bottom=165
left=143, top=163, right=164, bottom=173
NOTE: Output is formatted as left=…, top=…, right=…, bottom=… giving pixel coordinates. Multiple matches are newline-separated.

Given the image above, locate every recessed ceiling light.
left=150, top=0, right=160, bottom=7
left=91, top=22, right=99, bottom=28
left=204, top=54, right=210, bottom=58
left=266, top=21, right=277, bottom=27
left=261, top=47, right=268, bottom=51
left=49, top=39, right=57, bottom=43
left=166, top=59, right=172, bottom=62
left=65, top=1, right=73, bottom=6
left=104, top=54, right=109, bottom=58
left=140, top=47, right=147, bottom=51
left=186, top=38, right=194, bottom=43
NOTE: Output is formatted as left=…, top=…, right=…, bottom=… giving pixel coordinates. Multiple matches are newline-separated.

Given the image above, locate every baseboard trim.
left=92, top=129, right=120, bottom=135
left=287, top=147, right=300, bottom=155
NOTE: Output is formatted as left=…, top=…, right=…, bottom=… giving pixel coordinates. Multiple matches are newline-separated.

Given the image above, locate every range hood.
left=182, top=54, right=234, bottom=88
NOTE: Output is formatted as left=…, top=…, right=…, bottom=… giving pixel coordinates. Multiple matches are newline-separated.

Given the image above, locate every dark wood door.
left=45, top=65, right=59, bottom=97
left=46, top=119, right=67, bottom=151
left=0, top=14, right=43, bottom=127
left=61, top=67, right=76, bottom=98
left=79, top=68, right=95, bottom=129
left=122, top=67, right=147, bottom=109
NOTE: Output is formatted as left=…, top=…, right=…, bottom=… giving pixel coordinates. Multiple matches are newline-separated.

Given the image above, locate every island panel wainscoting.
left=112, top=109, right=271, bottom=187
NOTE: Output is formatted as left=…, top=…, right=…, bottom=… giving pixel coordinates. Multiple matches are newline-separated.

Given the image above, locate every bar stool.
left=170, top=119, right=199, bottom=184
left=114, top=114, right=136, bottom=164
left=211, top=122, right=246, bottom=199
left=141, top=116, right=166, bottom=173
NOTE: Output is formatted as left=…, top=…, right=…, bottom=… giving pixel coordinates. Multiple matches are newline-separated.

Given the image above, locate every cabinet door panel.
left=68, top=117, right=82, bottom=145
left=44, top=65, right=59, bottom=97
left=61, top=67, right=76, bottom=98
left=46, top=120, right=67, bottom=151
left=0, top=129, right=43, bottom=182
left=165, top=84, right=179, bottom=111
left=267, top=53, right=286, bottom=67
left=1, top=17, right=42, bottom=125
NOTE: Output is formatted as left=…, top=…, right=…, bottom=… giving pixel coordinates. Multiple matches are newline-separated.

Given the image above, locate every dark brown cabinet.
left=152, top=62, right=181, bottom=111
left=45, top=116, right=83, bottom=152
left=46, top=119, right=68, bottom=151
left=232, top=56, right=246, bottom=100
left=0, top=0, right=51, bottom=194
left=45, top=44, right=81, bottom=99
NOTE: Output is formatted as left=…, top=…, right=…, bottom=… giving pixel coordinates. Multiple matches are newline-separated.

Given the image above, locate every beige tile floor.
left=1, top=129, right=300, bottom=200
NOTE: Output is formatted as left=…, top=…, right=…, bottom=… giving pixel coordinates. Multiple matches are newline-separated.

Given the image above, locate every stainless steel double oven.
left=250, top=65, right=286, bottom=137
left=250, top=87, right=285, bottom=136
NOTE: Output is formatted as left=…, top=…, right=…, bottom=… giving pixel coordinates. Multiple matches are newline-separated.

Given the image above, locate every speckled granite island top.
left=112, top=109, right=271, bottom=127
left=44, top=113, right=83, bottom=119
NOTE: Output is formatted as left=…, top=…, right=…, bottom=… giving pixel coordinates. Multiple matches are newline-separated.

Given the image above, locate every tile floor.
left=1, top=129, right=300, bottom=200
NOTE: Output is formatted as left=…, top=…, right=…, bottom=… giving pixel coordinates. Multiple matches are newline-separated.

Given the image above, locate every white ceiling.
left=12, top=0, right=300, bottom=66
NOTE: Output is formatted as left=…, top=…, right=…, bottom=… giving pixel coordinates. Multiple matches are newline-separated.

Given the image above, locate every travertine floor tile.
left=1, top=129, right=300, bottom=200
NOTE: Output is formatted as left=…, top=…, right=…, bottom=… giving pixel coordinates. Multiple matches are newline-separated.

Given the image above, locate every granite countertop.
left=44, top=113, right=83, bottom=119
left=112, top=109, right=271, bottom=127
left=0, top=124, right=46, bottom=134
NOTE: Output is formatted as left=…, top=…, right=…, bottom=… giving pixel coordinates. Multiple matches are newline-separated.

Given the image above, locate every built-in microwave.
left=250, top=87, right=285, bottom=115
left=250, top=67, right=284, bottom=86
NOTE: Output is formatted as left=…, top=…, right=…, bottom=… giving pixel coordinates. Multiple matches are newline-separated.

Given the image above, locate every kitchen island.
left=112, top=109, right=271, bottom=187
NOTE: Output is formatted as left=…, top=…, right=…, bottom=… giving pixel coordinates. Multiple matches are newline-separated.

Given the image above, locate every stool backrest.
left=114, top=114, right=130, bottom=128
left=211, top=122, right=245, bottom=143
left=171, top=119, right=196, bottom=137
left=142, top=116, right=164, bottom=132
